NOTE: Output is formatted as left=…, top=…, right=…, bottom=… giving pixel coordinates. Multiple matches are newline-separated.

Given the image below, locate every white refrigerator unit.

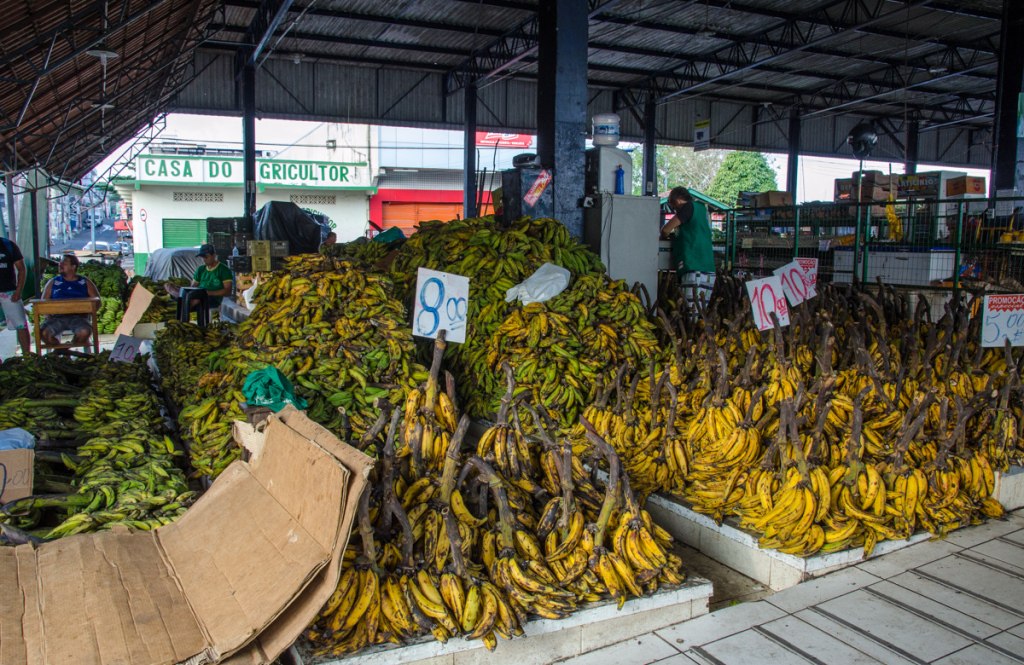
left=583, top=193, right=661, bottom=298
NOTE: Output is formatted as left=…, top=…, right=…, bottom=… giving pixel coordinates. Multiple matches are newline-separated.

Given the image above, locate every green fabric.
left=134, top=253, right=149, bottom=276
left=373, top=227, right=405, bottom=243
left=192, top=262, right=234, bottom=306
left=671, top=201, right=716, bottom=273
left=243, top=367, right=308, bottom=412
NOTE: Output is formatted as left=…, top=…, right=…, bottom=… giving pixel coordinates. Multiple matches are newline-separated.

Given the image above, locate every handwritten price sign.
left=413, top=268, right=470, bottom=344
left=796, top=258, right=819, bottom=292
left=773, top=260, right=817, bottom=306
left=746, top=275, right=790, bottom=331
left=982, top=294, right=1024, bottom=348
left=109, top=335, right=144, bottom=363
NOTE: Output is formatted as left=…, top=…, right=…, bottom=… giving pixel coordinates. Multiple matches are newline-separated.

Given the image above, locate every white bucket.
left=592, top=113, right=620, bottom=146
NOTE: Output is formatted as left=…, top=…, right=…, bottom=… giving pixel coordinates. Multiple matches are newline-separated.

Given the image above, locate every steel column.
left=906, top=120, right=920, bottom=175
left=786, top=108, right=801, bottom=198
left=643, top=98, right=657, bottom=196
left=242, top=55, right=257, bottom=217
left=3, top=174, right=14, bottom=240
left=992, top=0, right=1024, bottom=195
left=29, top=183, right=40, bottom=293
left=537, top=0, right=588, bottom=238
left=464, top=83, right=477, bottom=218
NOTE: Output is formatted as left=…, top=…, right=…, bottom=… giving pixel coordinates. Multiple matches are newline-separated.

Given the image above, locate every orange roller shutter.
left=381, top=202, right=464, bottom=236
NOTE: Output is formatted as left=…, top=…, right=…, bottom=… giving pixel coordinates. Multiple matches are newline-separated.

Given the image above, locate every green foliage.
left=707, top=152, right=778, bottom=206
left=631, top=145, right=729, bottom=196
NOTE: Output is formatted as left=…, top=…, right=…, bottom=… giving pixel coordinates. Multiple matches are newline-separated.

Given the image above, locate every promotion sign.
left=476, top=132, right=533, bottom=148
left=413, top=268, right=470, bottom=343
left=773, top=261, right=814, bottom=306
left=746, top=275, right=790, bottom=331
left=694, top=120, right=711, bottom=152
left=982, top=294, right=1024, bottom=348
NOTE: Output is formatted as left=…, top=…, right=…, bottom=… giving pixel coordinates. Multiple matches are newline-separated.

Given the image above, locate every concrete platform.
left=309, top=577, right=713, bottom=665
left=995, top=465, right=1024, bottom=511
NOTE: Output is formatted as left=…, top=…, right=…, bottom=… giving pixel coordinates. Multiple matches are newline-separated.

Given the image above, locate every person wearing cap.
left=164, top=244, right=234, bottom=310
left=39, top=253, right=101, bottom=347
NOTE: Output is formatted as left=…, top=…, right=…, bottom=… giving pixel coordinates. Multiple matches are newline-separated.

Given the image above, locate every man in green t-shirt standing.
left=164, top=244, right=234, bottom=317
left=660, top=186, right=716, bottom=309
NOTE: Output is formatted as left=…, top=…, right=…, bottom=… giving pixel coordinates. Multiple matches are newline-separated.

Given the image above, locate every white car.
left=81, top=241, right=117, bottom=252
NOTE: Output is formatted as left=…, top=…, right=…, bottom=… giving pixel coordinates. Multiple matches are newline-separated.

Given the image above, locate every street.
left=50, top=220, right=121, bottom=254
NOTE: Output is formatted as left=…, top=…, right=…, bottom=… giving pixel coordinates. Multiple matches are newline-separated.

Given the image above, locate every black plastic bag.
left=252, top=201, right=331, bottom=255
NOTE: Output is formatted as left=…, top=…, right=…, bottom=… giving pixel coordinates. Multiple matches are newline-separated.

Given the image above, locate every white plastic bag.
left=242, top=276, right=260, bottom=310
left=505, top=263, right=571, bottom=305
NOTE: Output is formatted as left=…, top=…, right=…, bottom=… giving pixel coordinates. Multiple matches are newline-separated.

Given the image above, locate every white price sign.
left=413, top=268, right=470, bottom=344
left=796, top=258, right=819, bottom=291
left=746, top=275, right=790, bottom=331
left=982, top=294, right=1024, bottom=348
left=773, top=260, right=815, bottom=306
left=109, top=335, right=144, bottom=363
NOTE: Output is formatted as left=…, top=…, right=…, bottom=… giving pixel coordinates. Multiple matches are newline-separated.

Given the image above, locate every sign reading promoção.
left=135, top=155, right=372, bottom=189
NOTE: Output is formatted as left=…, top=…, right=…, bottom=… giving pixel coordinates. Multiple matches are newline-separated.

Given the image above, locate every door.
left=381, top=203, right=464, bottom=237
left=162, top=218, right=208, bottom=249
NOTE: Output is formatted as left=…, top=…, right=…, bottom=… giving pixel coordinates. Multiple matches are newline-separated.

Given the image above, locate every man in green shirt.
left=660, top=186, right=716, bottom=309
left=164, top=244, right=234, bottom=313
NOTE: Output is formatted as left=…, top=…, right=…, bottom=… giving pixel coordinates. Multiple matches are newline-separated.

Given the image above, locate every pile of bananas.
left=302, top=342, right=685, bottom=659
left=0, top=353, right=198, bottom=541
left=0, top=397, right=80, bottom=440
left=472, top=273, right=660, bottom=429
left=324, top=237, right=403, bottom=264
left=44, top=260, right=128, bottom=333
left=167, top=255, right=426, bottom=478
left=128, top=276, right=191, bottom=323
left=596, top=278, right=1024, bottom=557
left=153, top=321, right=236, bottom=404
left=0, top=355, right=74, bottom=399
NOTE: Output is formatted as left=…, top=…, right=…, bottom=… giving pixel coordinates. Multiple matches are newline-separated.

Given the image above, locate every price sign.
left=413, top=268, right=470, bottom=343
left=982, top=294, right=1024, bottom=348
left=746, top=276, right=790, bottom=331
left=773, top=261, right=814, bottom=306
left=109, top=335, right=144, bottom=363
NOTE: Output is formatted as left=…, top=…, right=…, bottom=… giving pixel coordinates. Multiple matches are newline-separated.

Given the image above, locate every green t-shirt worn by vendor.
left=671, top=200, right=716, bottom=274
left=192, top=262, right=234, bottom=306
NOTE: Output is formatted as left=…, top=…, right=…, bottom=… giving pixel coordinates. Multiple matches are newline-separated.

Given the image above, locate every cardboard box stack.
left=837, top=170, right=891, bottom=216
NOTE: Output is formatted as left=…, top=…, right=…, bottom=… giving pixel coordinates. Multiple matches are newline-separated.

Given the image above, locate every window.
left=173, top=191, right=224, bottom=202
left=291, top=194, right=336, bottom=206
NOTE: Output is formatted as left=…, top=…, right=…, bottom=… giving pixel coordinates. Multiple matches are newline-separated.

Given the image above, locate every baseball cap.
left=197, top=244, right=216, bottom=257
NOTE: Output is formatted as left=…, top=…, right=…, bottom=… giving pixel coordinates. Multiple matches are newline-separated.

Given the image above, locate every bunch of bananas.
left=0, top=355, right=74, bottom=399
left=44, top=260, right=128, bottom=332
left=128, top=276, right=191, bottom=323
left=0, top=397, right=80, bottom=440
left=324, top=237, right=403, bottom=264
left=153, top=321, right=236, bottom=404
left=469, top=273, right=660, bottom=430
left=166, top=255, right=426, bottom=478
left=617, top=277, right=1023, bottom=558
left=303, top=340, right=685, bottom=658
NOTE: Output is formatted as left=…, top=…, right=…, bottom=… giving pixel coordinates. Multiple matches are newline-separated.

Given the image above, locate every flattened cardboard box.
left=0, top=409, right=371, bottom=665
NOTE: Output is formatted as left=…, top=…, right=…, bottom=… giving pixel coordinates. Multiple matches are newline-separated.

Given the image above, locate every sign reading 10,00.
left=413, top=268, right=470, bottom=344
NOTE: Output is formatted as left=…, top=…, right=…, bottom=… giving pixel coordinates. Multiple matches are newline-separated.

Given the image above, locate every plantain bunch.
left=301, top=340, right=685, bottom=660
left=128, top=275, right=192, bottom=323
left=153, top=320, right=236, bottom=404
left=324, top=237, right=403, bottom=264
left=172, top=255, right=427, bottom=478
left=0, top=355, right=76, bottom=400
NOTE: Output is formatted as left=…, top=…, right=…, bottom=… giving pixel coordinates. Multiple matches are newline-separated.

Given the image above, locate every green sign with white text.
left=135, top=155, right=372, bottom=189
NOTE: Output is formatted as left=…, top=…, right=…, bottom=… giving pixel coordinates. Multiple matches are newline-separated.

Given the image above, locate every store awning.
left=114, top=220, right=132, bottom=232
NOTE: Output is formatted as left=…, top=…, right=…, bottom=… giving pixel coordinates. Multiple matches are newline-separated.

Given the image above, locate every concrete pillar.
left=992, top=0, right=1024, bottom=195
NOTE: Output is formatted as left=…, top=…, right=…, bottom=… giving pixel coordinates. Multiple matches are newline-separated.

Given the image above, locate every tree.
left=630, top=145, right=729, bottom=197
left=707, top=152, right=778, bottom=206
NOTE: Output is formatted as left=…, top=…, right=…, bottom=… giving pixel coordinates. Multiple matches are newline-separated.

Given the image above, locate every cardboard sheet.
left=114, top=283, right=156, bottom=337
left=0, top=410, right=364, bottom=665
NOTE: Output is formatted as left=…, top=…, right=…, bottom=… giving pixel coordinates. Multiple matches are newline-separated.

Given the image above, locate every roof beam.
left=237, top=0, right=295, bottom=72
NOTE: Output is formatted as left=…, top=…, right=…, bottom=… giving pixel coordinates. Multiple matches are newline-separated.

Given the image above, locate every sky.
left=97, top=113, right=991, bottom=203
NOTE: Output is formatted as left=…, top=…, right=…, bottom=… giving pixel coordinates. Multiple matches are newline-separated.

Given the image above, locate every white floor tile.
left=654, top=601, right=786, bottom=650
left=1007, top=623, right=1024, bottom=639
left=917, top=556, right=1024, bottom=612
left=764, top=567, right=881, bottom=614
left=815, top=589, right=972, bottom=662
left=865, top=580, right=1003, bottom=639
left=931, top=644, right=1021, bottom=665
left=651, top=655, right=703, bottom=665
left=698, top=629, right=810, bottom=665
left=758, top=616, right=885, bottom=664
left=987, top=630, right=1024, bottom=655
left=855, top=540, right=961, bottom=580
left=886, top=572, right=1024, bottom=630
left=967, top=540, right=1024, bottom=574
left=943, top=519, right=1024, bottom=549
left=1001, top=530, right=1024, bottom=546
left=794, top=608, right=921, bottom=665
left=555, top=635, right=678, bottom=665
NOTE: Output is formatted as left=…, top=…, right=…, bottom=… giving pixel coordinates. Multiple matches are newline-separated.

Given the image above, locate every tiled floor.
left=554, top=511, right=1024, bottom=665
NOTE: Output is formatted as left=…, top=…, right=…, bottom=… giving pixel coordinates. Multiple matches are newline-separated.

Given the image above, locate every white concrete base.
left=994, top=464, right=1024, bottom=511
left=645, top=493, right=935, bottom=592
left=308, top=577, right=713, bottom=665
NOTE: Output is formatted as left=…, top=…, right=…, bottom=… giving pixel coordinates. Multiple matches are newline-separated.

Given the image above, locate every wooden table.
left=28, top=297, right=101, bottom=354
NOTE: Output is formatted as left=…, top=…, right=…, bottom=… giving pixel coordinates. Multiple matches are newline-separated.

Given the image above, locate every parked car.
left=81, top=241, right=117, bottom=252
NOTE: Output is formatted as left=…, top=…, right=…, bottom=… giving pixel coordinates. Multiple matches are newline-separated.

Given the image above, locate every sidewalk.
left=557, top=511, right=1024, bottom=665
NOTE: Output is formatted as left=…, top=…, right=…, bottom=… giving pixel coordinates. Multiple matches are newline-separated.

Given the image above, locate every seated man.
left=164, top=244, right=234, bottom=315
left=39, top=254, right=101, bottom=347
